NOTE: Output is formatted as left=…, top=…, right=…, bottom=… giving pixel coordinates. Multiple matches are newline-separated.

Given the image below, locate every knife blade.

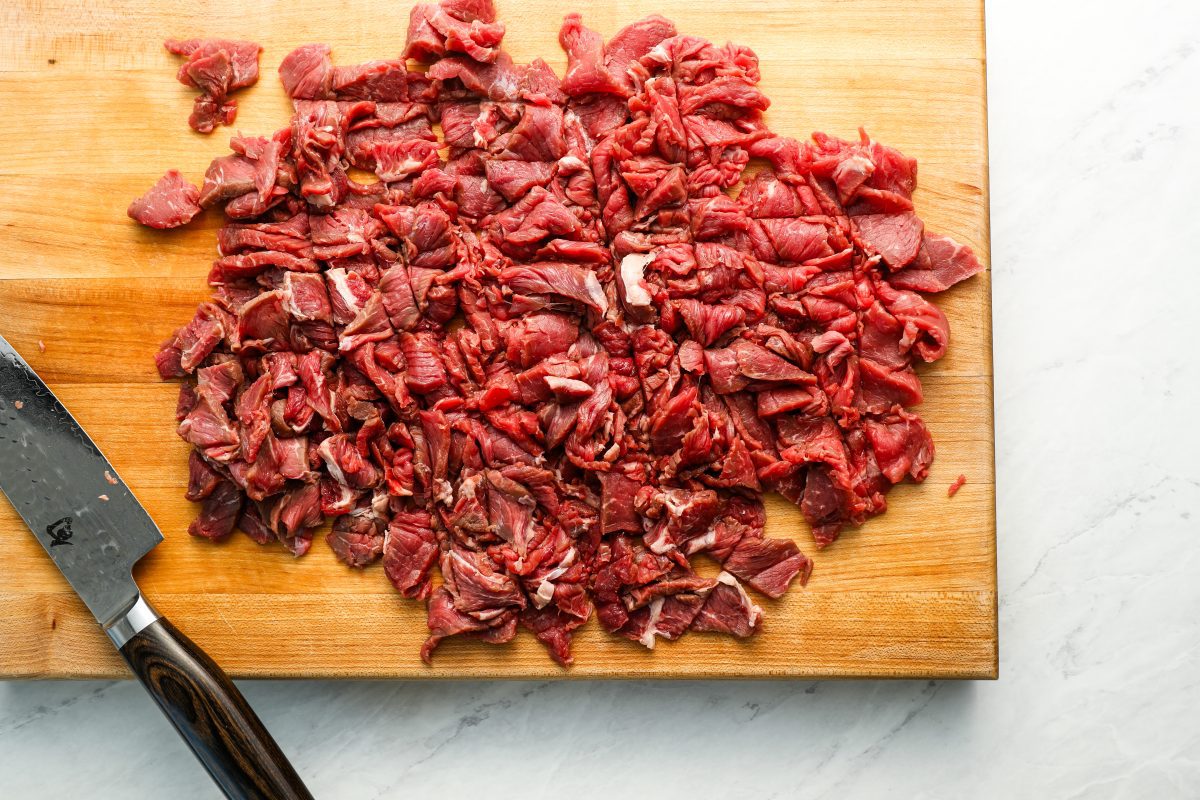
left=0, top=335, right=312, bottom=800
left=0, top=336, right=160, bottom=629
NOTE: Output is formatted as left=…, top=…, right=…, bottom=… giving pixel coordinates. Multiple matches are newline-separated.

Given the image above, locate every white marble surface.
left=4, top=2, right=1200, bottom=797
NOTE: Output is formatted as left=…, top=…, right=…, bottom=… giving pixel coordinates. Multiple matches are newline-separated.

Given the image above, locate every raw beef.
left=128, top=170, right=202, bottom=229
left=143, top=0, right=985, bottom=667
left=165, top=38, right=262, bottom=133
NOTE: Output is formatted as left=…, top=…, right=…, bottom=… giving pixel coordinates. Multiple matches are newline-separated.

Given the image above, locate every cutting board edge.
left=977, top=18, right=999, bottom=682
left=8, top=666, right=1001, bottom=680
left=0, top=585, right=999, bottom=680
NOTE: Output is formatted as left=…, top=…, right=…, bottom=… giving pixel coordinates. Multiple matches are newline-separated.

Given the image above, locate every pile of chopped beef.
left=143, top=0, right=984, bottom=666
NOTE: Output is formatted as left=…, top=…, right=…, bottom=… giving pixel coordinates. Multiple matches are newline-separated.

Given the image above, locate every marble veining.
left=3, top=0, right=1200, bottom=796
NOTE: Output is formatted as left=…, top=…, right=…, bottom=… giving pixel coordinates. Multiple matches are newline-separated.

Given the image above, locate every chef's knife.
left=0, top=335, right=313, bottom=800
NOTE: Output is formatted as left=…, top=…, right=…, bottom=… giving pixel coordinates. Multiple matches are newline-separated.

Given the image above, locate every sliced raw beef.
left=888, top=233, right=986, bottom=292
left=146, top=4, right=984, bottom=668
left=128, top=170, right=202, bottom=229
left=164, top=38, right=262, bottom=133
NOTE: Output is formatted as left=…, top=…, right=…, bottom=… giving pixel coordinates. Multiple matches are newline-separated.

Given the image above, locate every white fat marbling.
left=3, top=1, right=1200, bottom=797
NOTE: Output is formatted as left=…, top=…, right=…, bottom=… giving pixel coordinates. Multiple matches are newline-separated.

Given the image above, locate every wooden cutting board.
left=0, top=0, right=994, bottom=679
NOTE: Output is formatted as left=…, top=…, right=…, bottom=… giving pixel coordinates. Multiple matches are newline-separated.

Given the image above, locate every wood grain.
left=0, top=0, right=995, bottom=679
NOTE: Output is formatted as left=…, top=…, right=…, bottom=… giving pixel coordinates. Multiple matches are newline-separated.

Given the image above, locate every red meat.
left=128, top=170, right=202, bottom=229
left=164, top=38, right=261, bottom=133
left=148, top=8, right=983, bottom=668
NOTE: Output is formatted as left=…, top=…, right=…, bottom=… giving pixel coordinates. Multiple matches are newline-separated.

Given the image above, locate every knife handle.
left=112, top=598, right=314, bottom=800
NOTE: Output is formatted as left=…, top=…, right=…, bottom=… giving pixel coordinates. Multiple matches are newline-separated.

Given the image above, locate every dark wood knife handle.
left=119, top=616, right=314, bottom=800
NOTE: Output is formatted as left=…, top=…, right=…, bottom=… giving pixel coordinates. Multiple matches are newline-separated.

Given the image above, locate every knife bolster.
left=106, top=593, right=161, bottom=648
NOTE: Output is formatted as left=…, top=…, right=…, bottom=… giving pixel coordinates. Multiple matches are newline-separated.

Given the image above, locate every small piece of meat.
left=873, top=279, right=951, bottom=363
left=165, top=38, right=260, bottom=88
left=559, top=13, right=626, bottom=97
left=755, top=386, right=825, bottom=418
left=504, top=312, right=579, bottom=369
left=522, top=605, right=586, bottom=667
left=283, top=272, right=333, bottom=322
left=184, top=450, right=223, bottom=501
left=691, top=572, right=762, bottom=638
left=731, top=340, right=812, bottom=384
left=197, top=154, right=257, bottom=208
left=604, top=15, right=676, bottom=91
left=378, top=266, right=420, bottom=331
left=157, top=302, right=230, bottom=377
left=444, top=549, right=525, bottom=613
left=948, top=474, right=967, bottom=497
left=128, top=170, right=202, bottom=229
left=383, top=509, right=439, bottom=598
left=853, top=212, right=925, bottom=269
left=405, top=0, right=506, bottom=64
left=236, top=289, right=290, bottom=350
left=722, top=535, right=812, bottom=599
left=421, top=587, right=487, bottom=663
left=400, top=331, right=449, bottom=394
left=237, top=503, right=277, bottom=545
left=427, top=53, right=519, bottom=101
left=328, top=504, right=385, bottom=567
left=675, top=300, right=745, bottom=347
left=332, top=60, right=413, bottom=101
left=164, top=38, right=261, bottom=133
left=278, top=43, right=333, bottom=99
left=182, top=49, right=236, bottom=133
left=500, top=105, right=567, bottom=161
left=211, top=251, right=319, bottom=281
left=187, top=480, right=243, bottom=540
left=319, top=434, right=382, bottom=490
left=599, top=471, right=643, bottom=534
left=485, top=159, right=554, bottom=202
left=623, top=592, right=709, bottom=649
left=442, top=0, right=496, bottom=23
left=274, top=482, right=324, bottom=539
left=865, top=411, right=934, bottom=484
left=499, top=263, right=608, bottom=313
left=647, top=489, right=724, bottom=554
left=569, top=93, right=628, bottom=140
left=758, top=218, right=832, bottom=263
left=889, top=233, right=986, bottom=292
